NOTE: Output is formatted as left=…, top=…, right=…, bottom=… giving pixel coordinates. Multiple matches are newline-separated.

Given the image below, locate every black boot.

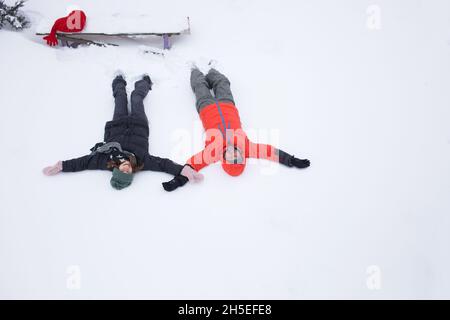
left=142, top=75, right=153, bottom=90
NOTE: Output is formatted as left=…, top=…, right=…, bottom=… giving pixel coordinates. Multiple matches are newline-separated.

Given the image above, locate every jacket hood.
left=221, top=144, right=246, bottom=177
left=222, top=161, right=246, bottom=177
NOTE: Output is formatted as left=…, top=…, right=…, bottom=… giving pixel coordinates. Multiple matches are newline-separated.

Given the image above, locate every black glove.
left=162, top=175, right=189, bottom=192
left=291, top=157, right=310, bottom=168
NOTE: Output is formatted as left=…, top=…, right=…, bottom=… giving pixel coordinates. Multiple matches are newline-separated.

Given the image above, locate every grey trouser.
left=190, top=68, right=235, bottom=113
left=112, top=77, right=151, bottom=122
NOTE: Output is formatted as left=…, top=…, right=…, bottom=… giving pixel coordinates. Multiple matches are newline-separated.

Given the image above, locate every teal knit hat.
left=110, top=168, right=134, bottom=190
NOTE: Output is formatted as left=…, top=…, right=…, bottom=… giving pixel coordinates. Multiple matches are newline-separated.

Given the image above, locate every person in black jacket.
left=43, top=73, right=203, bottom=191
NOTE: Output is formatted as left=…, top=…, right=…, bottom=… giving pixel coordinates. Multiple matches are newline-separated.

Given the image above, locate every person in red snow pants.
left=162, top=67, right=310, bottom=191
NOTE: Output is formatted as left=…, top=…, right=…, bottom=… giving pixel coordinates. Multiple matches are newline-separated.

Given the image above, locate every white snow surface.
left=1, top=0, right=450, bottom=299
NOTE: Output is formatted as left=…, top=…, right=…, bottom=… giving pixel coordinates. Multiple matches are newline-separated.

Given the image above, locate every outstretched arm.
left=187, top=140, right=224, bottom=172
left=247, top=142, right=310, bottom=168
left=277, top=149, right=310, bottom=168
left=161, top=147, right=219, bottom=192
left=161, top=164, right=205, bottom=192
left=43, top=161, right=63, bottom=176
left=62, top=154, right=108, bottom=172
left=43, top=153, right=107, bottom=175
left=143, top=154, right=184, bottom=176
left=186, top=149, right=212, bottom=172
left=143, top=154, right=203, bottom=191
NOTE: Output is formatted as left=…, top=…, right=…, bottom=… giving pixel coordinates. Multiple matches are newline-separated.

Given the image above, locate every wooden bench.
left=36, top=15, right=191, bottom=49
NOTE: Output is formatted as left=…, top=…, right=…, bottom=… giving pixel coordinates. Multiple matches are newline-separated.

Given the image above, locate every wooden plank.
left=36, top=16, right=191, bottom=36
left=56, top=34, right=119, bottom=47
left=36, top=32, right=184, bottom=36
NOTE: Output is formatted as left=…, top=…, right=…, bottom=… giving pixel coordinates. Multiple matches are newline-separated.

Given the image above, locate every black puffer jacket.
left=62, top=116, right=183, bottom=176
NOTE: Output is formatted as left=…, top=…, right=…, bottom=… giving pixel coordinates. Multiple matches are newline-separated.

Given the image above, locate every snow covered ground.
left=1, top=0, right=450, bottom=299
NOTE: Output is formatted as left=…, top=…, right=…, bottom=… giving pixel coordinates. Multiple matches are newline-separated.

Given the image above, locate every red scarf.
left=43, top=10, right=87, bottom=46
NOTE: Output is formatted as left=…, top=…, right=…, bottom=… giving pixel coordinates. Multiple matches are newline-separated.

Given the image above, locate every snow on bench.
left=36, top=15, right=191, bottom=49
